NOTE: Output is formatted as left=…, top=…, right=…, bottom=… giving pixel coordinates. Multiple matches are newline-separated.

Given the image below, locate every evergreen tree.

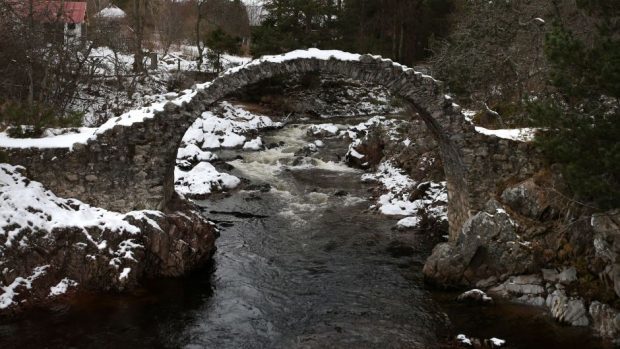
left=252, top=0, right=337, bottom=56
left=531, top=0, right=620, bottom=208
left=205, top=28, right=240, bottom=73
left=252, top=0, right=453, bottom=64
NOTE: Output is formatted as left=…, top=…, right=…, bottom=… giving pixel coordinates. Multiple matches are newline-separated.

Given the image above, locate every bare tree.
left=155, top=0, right=185, bottom=55
left=194, top=0, right=207, bottom=71
left=0, top=0, right=98, bottom=130
left=128, top=0, right=161, bottom=72
left=245, top=0, right=265, bottom=27
left=429, top=0, right=554, bottom=124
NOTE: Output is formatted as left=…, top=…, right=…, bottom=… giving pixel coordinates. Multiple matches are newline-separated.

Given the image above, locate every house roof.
left=11, top=1, right=87, bottom=24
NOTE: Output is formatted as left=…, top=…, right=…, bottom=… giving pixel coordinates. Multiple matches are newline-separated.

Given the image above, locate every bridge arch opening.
left=158, top=50, right=474, bottom=237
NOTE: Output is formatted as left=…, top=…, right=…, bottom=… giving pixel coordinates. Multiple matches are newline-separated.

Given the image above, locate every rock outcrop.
left=424, top=170, right=620, bottom=340
left=0, top=166, right=216, bottom=314
left=423, top=200, right=538, bottom=286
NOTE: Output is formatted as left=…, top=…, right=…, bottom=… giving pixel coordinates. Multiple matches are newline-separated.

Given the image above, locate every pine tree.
left=251, top=0, right=337, bottom=56
left=531, top=0, right=620, bottom=208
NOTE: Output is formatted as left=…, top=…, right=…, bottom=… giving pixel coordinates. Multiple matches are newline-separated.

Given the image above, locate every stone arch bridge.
left=5, top=49, right=539, bottom=238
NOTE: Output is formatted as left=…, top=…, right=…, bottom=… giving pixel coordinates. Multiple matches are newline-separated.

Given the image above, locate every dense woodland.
left=0, top=0, right=618, bottom=209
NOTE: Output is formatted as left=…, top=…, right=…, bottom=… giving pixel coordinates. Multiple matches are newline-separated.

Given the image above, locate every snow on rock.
left=49, top=278, right=78, bottom=297
left=397, top=216, right=421, bottom=229
left=490, top=338, right=507, bottom=347
left=243, top=137, right=263, bottom=150
left=223, top=48, right=430, bottom=81
left=0, top=164, right=147, bottom=249
left=308, top=123, right=340, bottom=137
left=119, top=267, right=131, bottom=281
left=456, top=334, right=472, bottom=346
left=0, top=164, right=217, bottom=313
left=362, top=162, right=448, bottom=221
left=175, top=103, right=281, bottom=196
left=95, top=97, right=177, bottom=136
left=0, top=266, right=48, bottom=309
left=179, top=102, right=281, bottom=152
left=457, top=289, right=494, bottom=304
left=462, top=109, right=476, bottom=123
left=475, top=127, right=537, bottom=142
left=347, top=140, right=365, bottom=160
left=175, top=162, right=241, bottom=196
left=456, top=334, right=506, bottom=348
left=177, top=144, right=218, bottom=163
left=221, top=133, right=247, bottom=148
left=0, top=164, right=164, bottom=310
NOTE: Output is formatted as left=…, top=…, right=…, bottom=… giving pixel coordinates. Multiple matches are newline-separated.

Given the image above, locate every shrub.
left=0, top=101, right=83, bottom=138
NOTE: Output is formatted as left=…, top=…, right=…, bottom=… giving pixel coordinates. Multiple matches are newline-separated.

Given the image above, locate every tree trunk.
left=398, top=19, right=404, bottom=62
left=196, top=2, right=204, bottom=72
left=133, top=0, right=145, bottom=73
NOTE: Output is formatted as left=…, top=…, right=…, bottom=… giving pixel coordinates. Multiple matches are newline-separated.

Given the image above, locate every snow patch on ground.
left=0, top=46, right=250, bottom=150
left=475, top=126, right=537, bottom=142
left=397, top=216, right=421, bottom=229
left=0, top=128, right=96, bottom=150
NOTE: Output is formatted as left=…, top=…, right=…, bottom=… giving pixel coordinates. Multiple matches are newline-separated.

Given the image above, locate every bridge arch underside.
left=154, top=56, right=476, bottom=237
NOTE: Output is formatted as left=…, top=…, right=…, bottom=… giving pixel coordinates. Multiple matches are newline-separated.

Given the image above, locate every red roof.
left=11, top=1, right=87, bottom=24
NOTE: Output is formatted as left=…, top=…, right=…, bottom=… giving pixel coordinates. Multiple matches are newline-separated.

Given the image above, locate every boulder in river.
left=456, top=289, right=494, bottom=305
left=423, top=199, right=537, bottom=286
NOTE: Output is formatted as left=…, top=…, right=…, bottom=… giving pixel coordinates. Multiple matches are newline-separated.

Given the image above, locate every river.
left=0, top=121, right=611, bottom=348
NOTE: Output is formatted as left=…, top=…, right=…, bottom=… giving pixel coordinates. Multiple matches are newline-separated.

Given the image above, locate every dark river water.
left=0, top=122, right=612, bottom=348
